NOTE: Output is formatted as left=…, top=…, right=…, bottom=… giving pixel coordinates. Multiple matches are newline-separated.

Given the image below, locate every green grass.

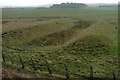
left=2, top=7, right=118, bottom=79
left=2, top=7, right=118, bottom=19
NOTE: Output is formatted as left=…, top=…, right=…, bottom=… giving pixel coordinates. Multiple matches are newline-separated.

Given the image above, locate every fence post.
left=112, top=72, right=116, bottom=80
left=18, top=54, right=24, bottom=69
left=8, top=53, right=13, bottom=64
left=31, top=58, right=37, bottom=71
left=2, top=52, right=5, bottom=62
left=45, top=60, right=52, bottom=75
left=90, top=66, right=93, bottom=80
left=64, top=64, right=69, bottom=79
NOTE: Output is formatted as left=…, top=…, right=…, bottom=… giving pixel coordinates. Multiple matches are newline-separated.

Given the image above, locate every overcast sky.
left=1, top=0, right=119, bottom=7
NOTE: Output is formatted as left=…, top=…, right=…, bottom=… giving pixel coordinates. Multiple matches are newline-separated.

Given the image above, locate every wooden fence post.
left=18, top=54, right=24, bottom=69
left=112, top=72, right=116, bottom=80
left=2, top=52, right=5, bottom=62
left=90, top=66, right=93, bottom=80
left=64, top=64, right=69, bottom=79
left=45, top=60, right=52, bottom=75
left=8, top=53, right=13, bottom=64
left=31, top=58, right=37, bottom=71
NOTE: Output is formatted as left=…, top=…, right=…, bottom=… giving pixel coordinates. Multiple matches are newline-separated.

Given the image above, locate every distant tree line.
left=50, top=3, right=87, bottom=8
left=99, top=5, right=117, bottom=7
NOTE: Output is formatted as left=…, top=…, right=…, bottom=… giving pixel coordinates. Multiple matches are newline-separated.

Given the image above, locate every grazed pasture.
left=2, top=7, right=118, bottom=79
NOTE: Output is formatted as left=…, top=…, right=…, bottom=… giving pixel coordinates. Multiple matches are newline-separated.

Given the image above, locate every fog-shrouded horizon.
left=1, top=0, right=119, bottom=7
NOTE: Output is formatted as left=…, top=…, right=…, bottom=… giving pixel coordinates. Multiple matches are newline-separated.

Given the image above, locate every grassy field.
left=2, top=7, right=118, bottom=79
left=3, top=7, right=118, bottom=19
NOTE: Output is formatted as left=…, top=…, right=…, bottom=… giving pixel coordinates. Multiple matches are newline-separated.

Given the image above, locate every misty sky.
left=1, top=0, right=119, bottom=7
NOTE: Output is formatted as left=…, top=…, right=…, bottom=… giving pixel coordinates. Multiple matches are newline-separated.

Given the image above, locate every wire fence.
left=2, top=45, right=118, bottom=79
